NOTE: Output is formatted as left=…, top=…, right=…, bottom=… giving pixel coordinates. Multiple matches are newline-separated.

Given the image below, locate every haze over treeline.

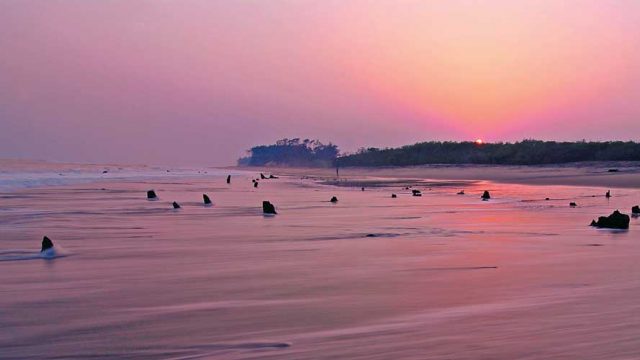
left=240, top=139, right=640, bottom=167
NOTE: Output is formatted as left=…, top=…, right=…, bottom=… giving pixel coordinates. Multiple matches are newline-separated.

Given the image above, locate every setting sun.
left=475, top=139, right=484, bottom=145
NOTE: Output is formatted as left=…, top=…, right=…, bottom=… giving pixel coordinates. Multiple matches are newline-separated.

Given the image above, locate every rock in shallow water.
left=590, top=210, right=629, bottom=229
left=41, top=236, right=54, bottom=252
left=263, top=201, right=277, bottom=214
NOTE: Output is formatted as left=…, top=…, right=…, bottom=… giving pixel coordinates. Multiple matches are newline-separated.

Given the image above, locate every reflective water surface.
left=1, top=168, right=639, bottom=359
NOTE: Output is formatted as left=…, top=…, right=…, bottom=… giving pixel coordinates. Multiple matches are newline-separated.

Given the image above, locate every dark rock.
left=606, top=190, right=611, bottom=198
left=361, top=187, right=365, bottom=191
left=203, top=194, right=212, bottom=205
left=632, top=205, right=640, bottom=214
left=570, top=202, right=577, bottom=207
left=330, top=196, right=338, bottom=203
left=391, top=194, right=397, bottom=198
left=260, top=173, right=267, bottom=179
left=412, top=189, right=422, bottom=197
left=41, top=236, right=54, bottom=252
left=254, top=181, right=259, bottom=188
left=102, top=170, right=108, bottom=174
left=608, top=169, right=619, bottom=172
left=172, top=201, right=181, bottom=209
left=147, top=190, right=158, bottom=199
left=263, top=201, right=277, bottom=214
left=457, top=190, right=465, bottom=195
left=365, top=233, right=377, bottom=237
left=481, top=191, right=491, bottom=200
left=545, top=197, right=550, bottom=201
left=269, top=174, right=278, bottom=179
left=226, top=175, right=231, bottom=184
left=590, top=210, right=629, bottom=229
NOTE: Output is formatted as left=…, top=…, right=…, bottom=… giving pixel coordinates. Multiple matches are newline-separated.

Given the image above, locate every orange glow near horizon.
left=326, top=1, right=640, bottom=138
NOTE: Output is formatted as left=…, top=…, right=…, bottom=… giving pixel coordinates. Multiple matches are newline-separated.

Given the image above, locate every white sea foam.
left=0, top=246, right=68, bottom=261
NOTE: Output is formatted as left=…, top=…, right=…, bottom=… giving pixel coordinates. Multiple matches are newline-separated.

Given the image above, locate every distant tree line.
left=337, top=140, right=640, bottom=166
left=238, top=138, right=339, bottom=167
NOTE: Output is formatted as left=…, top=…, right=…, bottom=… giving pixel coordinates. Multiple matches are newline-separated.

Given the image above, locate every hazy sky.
left=1, top=0, right=640, bottom=165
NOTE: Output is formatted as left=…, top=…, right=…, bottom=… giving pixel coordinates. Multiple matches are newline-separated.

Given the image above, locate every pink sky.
left=1, top=0, right=640, bottom=165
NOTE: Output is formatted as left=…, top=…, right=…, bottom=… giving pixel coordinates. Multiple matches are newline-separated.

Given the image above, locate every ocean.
left=1, top=162, right=639, bottom=359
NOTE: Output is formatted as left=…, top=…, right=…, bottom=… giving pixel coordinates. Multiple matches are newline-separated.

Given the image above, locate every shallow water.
left=1, top=167, right=640, bottom=359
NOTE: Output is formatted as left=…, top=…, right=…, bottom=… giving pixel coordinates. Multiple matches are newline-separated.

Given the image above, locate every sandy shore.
left=2, top=163, right=640, bottom=359
left=236, top=162, right=640, bottom=189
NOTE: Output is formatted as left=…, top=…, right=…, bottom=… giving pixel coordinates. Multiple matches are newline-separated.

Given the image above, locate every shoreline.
left=234, top=162, right=640, bottom=189
left=2, top=159, right=638, bottom=193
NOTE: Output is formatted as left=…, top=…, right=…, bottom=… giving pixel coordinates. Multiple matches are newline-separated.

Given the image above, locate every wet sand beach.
left=249, top=162, right=640, bottom=189
left=1, top=162, right=640, bottom=359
